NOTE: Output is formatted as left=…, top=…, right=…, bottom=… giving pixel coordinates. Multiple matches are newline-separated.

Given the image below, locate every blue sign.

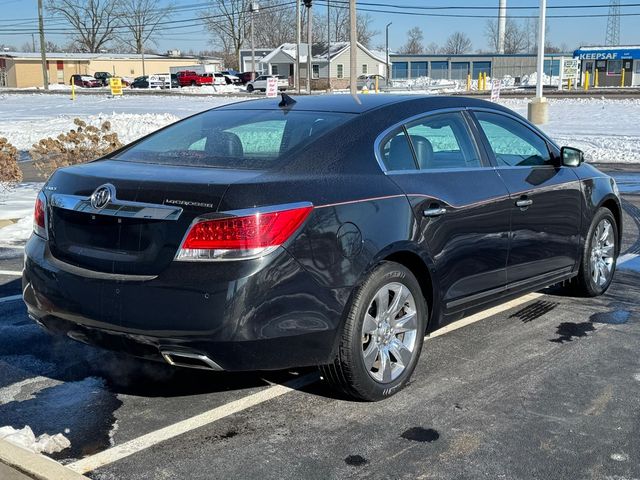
left=574, top=47, right=640, bottom=60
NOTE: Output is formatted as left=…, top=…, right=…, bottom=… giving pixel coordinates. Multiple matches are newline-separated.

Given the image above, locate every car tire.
left=571, top=207, right=618, bottom=297
left=190, top=81, right=196, bottom=86
left=246, top=84, right=254, bottom=92
left=320, top=261, right=427, bottom=401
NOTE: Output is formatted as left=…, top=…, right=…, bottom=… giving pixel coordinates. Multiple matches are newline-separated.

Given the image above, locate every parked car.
left=222, top=74, right=242, bottom=85
left=237, top=72, right=259, bottom=84
left=176, top=70, right=213, bottom=87
left=246, top=74, right=288, bottom=92
left=148, top=73, right=179, bottom=89
left=23, top=95, right=621, bottom=401
left=354, top=74, right=386, bottom=90
left=93, top=71, right=112, bottom=86
left=70, top=75, right=101, bottom=88
left=130, top=76, right=149, bottom=88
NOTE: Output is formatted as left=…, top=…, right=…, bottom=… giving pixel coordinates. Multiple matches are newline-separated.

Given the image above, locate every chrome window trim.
left=50, top=192, right=183, bottom=221
left=373, top=107, right=491, bottom=175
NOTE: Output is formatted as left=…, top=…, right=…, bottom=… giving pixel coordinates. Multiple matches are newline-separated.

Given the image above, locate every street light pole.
left=349, top=0, right=357, bottom=96
left=305, top=0, right=312, bottom=93
left=327, top=0, right=331, bottom=91
left=528, top=0, right=548, bottom=124
left=250, top=2, right=259, bottom=81
left=385, top=22, right=392, bottom=86
left=296, top=0, right=301, bottom=93
left=37, top=0, right=49, bottom=90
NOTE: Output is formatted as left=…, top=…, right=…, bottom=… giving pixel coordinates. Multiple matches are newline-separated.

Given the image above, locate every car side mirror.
left=560, top=146, right=584, bottom=167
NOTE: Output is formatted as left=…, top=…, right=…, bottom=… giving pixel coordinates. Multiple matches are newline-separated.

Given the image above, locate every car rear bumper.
left=23, top=234, right=346, bottom=371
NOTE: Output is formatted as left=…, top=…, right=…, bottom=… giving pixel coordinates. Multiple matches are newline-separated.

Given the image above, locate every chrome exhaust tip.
left=161, top=350, right=223, bottom=371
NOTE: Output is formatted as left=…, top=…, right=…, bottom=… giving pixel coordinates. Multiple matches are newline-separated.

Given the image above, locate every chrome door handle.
left=516, top=199, right=533, bottom=208
left=423, top=207, right=446, bottom=217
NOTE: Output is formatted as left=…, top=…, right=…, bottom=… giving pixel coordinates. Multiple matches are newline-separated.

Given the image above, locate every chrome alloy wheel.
left=361, top=282, right=418, bottom=383
left=590, top=218, right=615, bottom=287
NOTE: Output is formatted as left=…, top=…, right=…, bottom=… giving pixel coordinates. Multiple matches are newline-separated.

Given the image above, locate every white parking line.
left=0, top=270, right=22, bottom=276
left=67, top=373, right=319, bottom=474
left=0, top=294, right=22, bottom=304
left=618, top=253, right=639, bottom=265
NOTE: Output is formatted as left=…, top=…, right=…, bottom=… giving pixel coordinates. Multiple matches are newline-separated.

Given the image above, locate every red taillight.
left=33, top=193, right=47, bottom=239
left=177, top=204, right=313, bottom=261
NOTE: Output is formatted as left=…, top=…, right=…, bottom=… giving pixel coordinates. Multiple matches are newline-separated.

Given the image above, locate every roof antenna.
left=278, top=92, right=297, bottom=108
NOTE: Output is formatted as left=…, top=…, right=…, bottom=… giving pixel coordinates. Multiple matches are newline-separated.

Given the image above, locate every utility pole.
left=497, top=0, right=507, bottom=54
left=385, top=22, right=392, bottom=86
left=327, top=0, right=331, bottom=91
left=528, top=0, right=547, bottom=124
left=296, top=0, right=301, bottom=93
left=349, top=0, right=357, bottom=96
left=304, top=0, right=312, bottom=93
left=37, top=0, right=49, bottom=90
left=250, top=2, right=259, bottom=80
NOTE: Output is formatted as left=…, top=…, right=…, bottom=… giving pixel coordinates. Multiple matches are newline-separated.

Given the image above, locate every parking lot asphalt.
left=1, top=167, right=639, bottom=480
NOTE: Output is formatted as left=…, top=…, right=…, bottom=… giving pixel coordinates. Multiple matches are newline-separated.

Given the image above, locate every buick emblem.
left=90, top=184, right=114, bottom=209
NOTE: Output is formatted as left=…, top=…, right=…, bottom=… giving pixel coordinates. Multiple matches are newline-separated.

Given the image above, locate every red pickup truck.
left=176, top=71, right=213, bottom=87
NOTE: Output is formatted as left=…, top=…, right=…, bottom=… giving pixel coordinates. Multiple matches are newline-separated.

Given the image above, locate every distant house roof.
left=260, top=42, right=386, bottom=65
left=0, top=51, right=220, bottom=62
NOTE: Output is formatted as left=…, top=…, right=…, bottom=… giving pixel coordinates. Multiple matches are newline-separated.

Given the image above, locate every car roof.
left=216, top=94, right=510, bottom=115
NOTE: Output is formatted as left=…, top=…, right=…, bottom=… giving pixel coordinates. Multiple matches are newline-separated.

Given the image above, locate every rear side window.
left=405, top=112, right=481, bottom=170
left=379, top=129, right=417, bottom=171
left=113, top=110, right=353, bottom=169
left=475, top=111, right=552, bottom=167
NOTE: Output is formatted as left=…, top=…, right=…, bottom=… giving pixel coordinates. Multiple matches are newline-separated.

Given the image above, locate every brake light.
left=176, top=204, right=313, bottom=261
left=33, top=192, right=47, bottom=239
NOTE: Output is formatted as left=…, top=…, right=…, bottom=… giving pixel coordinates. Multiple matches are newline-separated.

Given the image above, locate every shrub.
left=31, top=118, right=123, bottom=177
left=0, top=137, right=22, bottom=184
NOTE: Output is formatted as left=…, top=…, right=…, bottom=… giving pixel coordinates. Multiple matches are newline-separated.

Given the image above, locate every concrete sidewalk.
left=0, top=440, right=90, bottom=480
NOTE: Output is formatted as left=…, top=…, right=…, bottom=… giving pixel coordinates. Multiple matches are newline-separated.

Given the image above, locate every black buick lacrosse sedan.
left=23, top=95, right=621, bottom=400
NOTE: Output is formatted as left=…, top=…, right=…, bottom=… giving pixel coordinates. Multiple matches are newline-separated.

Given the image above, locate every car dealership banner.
left=109, top=77, right=123, bottom=96
left=266, top=77, right=278, bottom=98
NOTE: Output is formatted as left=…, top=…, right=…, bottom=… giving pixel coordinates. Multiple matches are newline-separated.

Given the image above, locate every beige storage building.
left=0, top=52, right=221, bottom=88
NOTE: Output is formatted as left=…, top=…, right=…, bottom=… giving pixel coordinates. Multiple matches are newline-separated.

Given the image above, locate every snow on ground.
left=0, top=425, right=71, bottom=454
left=0, top=93, right=249, bottom=150
left=0, top=183, right=42, bottom=247
left=498, top=97, right=640, bottom=163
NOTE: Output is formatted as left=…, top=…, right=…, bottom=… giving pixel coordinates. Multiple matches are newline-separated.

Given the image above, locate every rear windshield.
left=112, top=109, right=353, bottom=169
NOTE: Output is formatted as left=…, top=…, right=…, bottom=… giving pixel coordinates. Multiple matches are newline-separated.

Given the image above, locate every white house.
left=257, top=41, right=387, bottom=90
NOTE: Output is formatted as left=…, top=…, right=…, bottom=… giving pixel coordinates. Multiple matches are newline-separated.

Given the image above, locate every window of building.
left=312, top=64, right=319, bottom=79
left=475, top=111, right=552, bottom=167
left=362, top=64, right=368, bottom=74
left=391, top=62, right=408, bottom=79
left=607, top=60, right=622, bottom=75
left=410, top=62, right=427, bottom=78
left=337, top=64, right=344, bottom=78
left=271, top=65, right=279, bottom=75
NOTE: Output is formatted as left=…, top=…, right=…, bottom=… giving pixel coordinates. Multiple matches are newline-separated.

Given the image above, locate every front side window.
left=475, top=111, right=552, bottom=167
left=113, top=110, right=353, bottom=169
left=379, top=128, right=417, bottom=171
left=404, top=112, right=481, bottom=170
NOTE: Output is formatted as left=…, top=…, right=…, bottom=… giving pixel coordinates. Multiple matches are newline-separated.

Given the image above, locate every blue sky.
left=1, top=0, right=639, bottom=53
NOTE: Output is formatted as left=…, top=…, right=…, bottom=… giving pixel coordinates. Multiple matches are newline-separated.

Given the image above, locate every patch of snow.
left=0, top=425, right=71, bottom=454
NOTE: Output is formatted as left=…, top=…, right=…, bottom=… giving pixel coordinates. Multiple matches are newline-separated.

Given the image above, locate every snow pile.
left=1, top=112, right=180, bottom=151
left=519, top=72, right=560, bottom=87
left=0, top=182, right=41, bottom=247
left=0, top=425, right=71, bottom=454
left=178, top=84, right=245, bottom=95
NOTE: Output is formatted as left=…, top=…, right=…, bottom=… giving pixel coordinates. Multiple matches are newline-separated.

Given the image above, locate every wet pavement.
left=0, top=166, right=639, bottom=479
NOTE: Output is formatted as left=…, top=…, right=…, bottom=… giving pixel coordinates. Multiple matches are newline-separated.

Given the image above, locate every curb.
left=0, top=439, right=90, bottom=480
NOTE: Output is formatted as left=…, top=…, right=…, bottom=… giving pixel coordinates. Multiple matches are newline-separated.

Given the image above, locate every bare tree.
left=201, top=0, right=250, bottom=70
left=485, top=18, right=527, bottom=54
left=424, top=42, right=440, bottom=54
left=117, top=0, right=174, bottom=54
left=0, top=43, right=17, bottom=51
left=47, top=0, right=120, bottom=53
left=399, top=27, right=424, bottom=55
left=253, top=0, right=296, bottom=48
left=442, top=32, right=472, bottom=55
